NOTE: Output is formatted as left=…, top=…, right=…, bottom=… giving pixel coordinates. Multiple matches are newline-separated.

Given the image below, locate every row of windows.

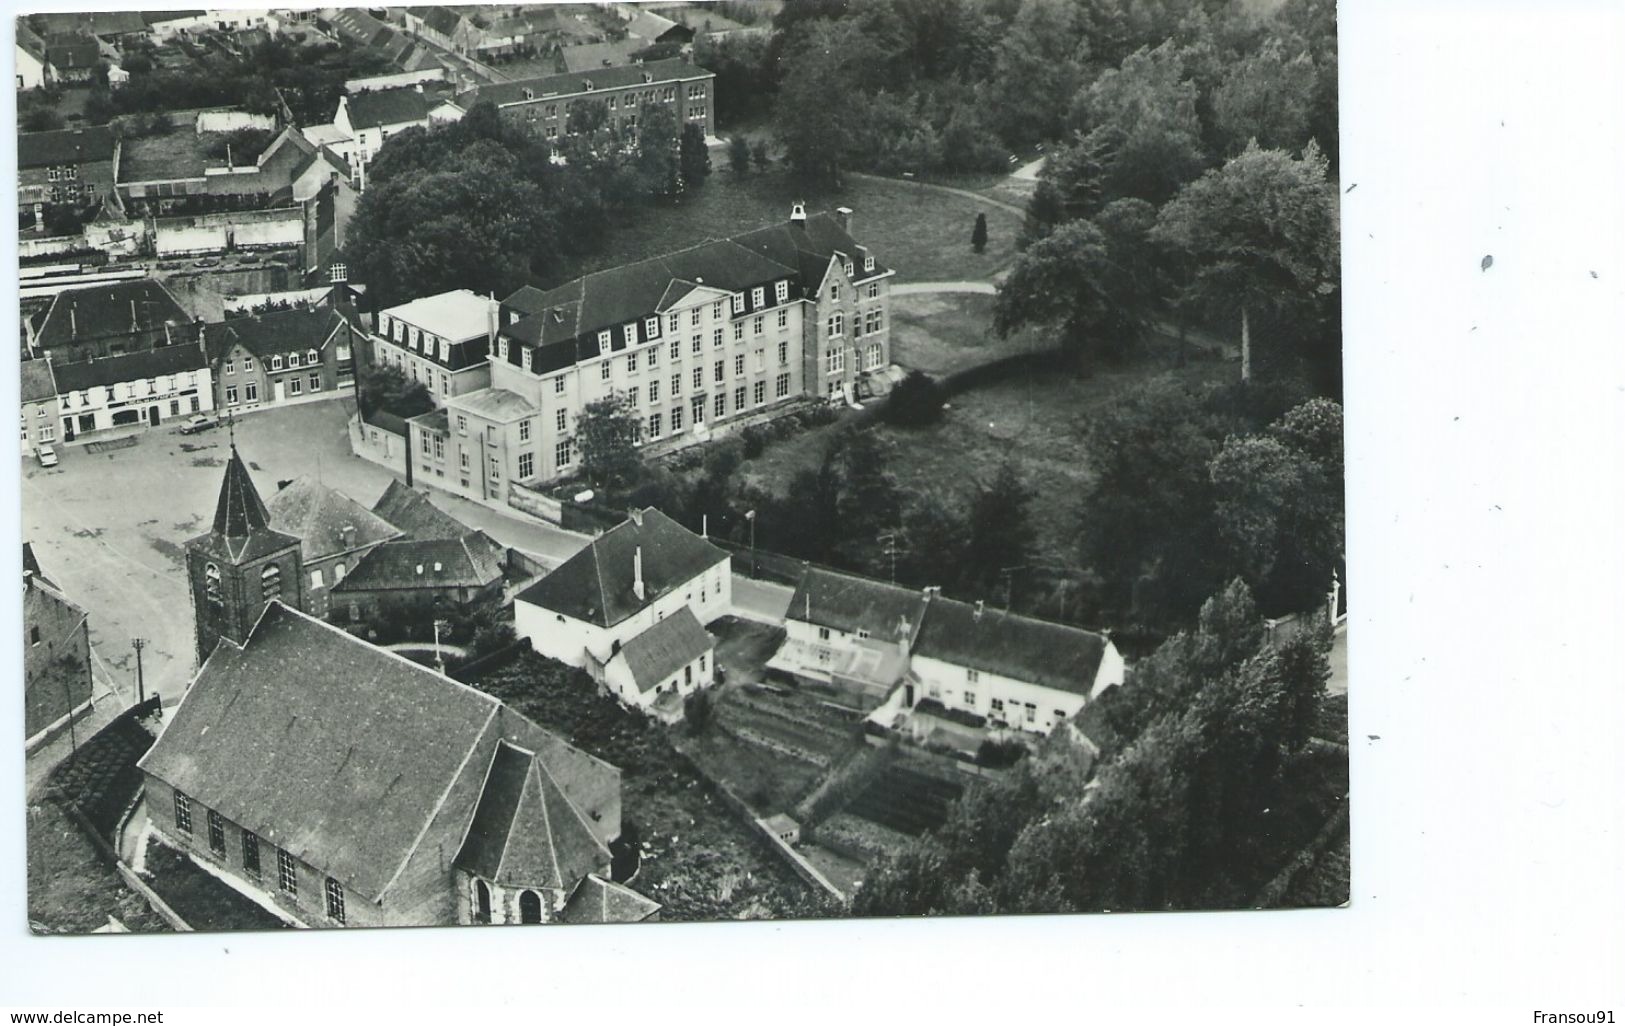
left=57, top=374, right=200, bottom=409
left=173, top=791, right=345, bottom=922
left=594, top=284, right=792, bottom=355
left=830, top=277, right=881, bottom=303
left=223, top=349, right=323, bottom=375
left=642, top=377, right=788, bottom=440
left=43, top=165, right=82, bottom=181
left=381, top=317, right=456, bottom=363
left=226, top=372, right=322, bottom=405
left=202, top=562, right=281, bottom=606
left=827, top=309, right=886, bottom=338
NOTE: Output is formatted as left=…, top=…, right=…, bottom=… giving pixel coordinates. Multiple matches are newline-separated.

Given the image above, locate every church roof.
left=265, top=476, right=401, bottom=564
left=138, top=602, right=621, bottom=904
left=190, top=447, right=300, bottom=564
left=559, top=874, right=662, bottom=924
left=514, top=508, right=726, bottom=629
left=454, top=740, right=611, bottom=891
left=371, top=479, right=470, bottom=541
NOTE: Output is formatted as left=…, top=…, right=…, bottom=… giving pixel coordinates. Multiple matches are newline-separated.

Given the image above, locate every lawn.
left=558, top=168, right=1024, bottom=287
left=140, top=841, right=291, bottom=932
left=888, top=293, right=1042, bottom=377
left=736, top=345, right=1235, bottom=566
left=26, top=799, right=170, bottom=935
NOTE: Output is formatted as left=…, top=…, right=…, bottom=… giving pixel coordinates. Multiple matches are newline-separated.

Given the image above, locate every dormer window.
left=523, top=88, right=534, bottom=100
left=583, top=79, right=594, bottom=91
left=731, top=293, right=744, bottom=315
left=598, top=329, right=612, bottom=349
left=644, top=316, right=659, bottom=338
left=845, top=261, right=855, bottom=276
left=624, top=324, right=637, bottom=346
left=864, top=255, right=875, bottom=272
left=270, top=355, right=284, bottom=370
left=775, top=281, right=789, bottom=303
left=751, top=286, right=764, bottom=308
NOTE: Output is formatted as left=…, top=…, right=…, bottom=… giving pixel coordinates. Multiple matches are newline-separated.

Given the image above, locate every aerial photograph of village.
left=17, top=0, right=1345, bottom=934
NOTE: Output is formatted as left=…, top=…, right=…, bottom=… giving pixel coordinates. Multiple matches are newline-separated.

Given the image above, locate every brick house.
left=137, top=600, right=650, bottom=927
left=514, top=507, right=729, bottom=676
left=264, top=477, right=402, bottom=619
left=402, top=205, right=891, bottom=504
left=330, top=532, right=507, bottom=623
left=23, top=544, right=94, bottom=748
left=449, top=57, right=714, bottom=145
left=211, top=301, right=362, bottom=414
left=33, top=279, right=193, bottom=364
left=17, top=126, right=119, bottom=227
left=20, top=359, right=60, bottom=454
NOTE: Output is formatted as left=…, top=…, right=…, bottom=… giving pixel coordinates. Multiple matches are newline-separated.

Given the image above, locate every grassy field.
left=737, top=345, right=1234, bottom=565
left=889, top=293, right=1045, bottom=377
left=26, top=800, right=169, bottom=934
left=559, top=168, right=1024, bottom=287
left=141, top=841, right=291, bottom=932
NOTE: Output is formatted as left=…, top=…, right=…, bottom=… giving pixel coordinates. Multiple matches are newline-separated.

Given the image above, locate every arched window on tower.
left=205, top=564, right=223, bottom=606
left=261, top=564, right=282, bottom=603
left=518, top=889, right=542, bottom=924
left=473, top=879, right=491, bottom=924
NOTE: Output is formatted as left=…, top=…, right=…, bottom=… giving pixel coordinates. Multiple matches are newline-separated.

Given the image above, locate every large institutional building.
left=380, top=205, right=894, bottom=506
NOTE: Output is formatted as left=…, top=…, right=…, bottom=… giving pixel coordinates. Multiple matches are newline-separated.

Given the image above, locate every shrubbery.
left=882, top=371, right=947, bottom=427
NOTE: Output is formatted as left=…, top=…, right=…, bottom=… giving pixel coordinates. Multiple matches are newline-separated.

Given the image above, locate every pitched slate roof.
left=626, top=9, right=689, bottom=43
left=557, top=39, right=640, bottom=73
left=37, top=11, right=146, bottom=36
left=265, top=477, right=402, bottom=564
left=453, top=740, right=611, bottom=891
left=611, top=606, right=711, bottom=694
left=22, top=542, right=54, bottom=588
left=559, top=874, right=662, bottom=924
left=383, top=289, right=490, bottom=341
left=419, top=5, right=465, bottom=38
left=515, top=508, right=726, bottom=628
left=787, top=567, right=929, bottom=643
left=325, top=7, right=391, bottom=46
left=371, top=480, right=470, bottom=541
left=503, top=239, right=792, bottom=353
left=16, top=20, right=49, bottom=62
left=50, top=342, right=209, bottom=393
left=454, top=57, right=707, bottom=109
left=332, top=533, right=506, bottom=593
left=346, top=86, right=432, bottom=129
left=36, top=280, right=191, bottom=352
left=138, top=602, right=620, bottom=902
left=17, top=126, right=116, bottom=170
left=913, top=597, right=1110, bottom=696
left=218, top=305, right=354, bottom=360
left=46, top=39, right=102, bottom=71
left=20, top=359, right=58, bottom=405
left=733, top=212, right=890, bottom=295
left=188, top=447, right=302, bottom=565
left=447, top=387, right=537, bottom=423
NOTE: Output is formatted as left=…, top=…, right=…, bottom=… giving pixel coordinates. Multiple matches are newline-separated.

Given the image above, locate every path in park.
left=891, top=281, right=997, bottom=297
left=849, top=171, right=1028, bottom=221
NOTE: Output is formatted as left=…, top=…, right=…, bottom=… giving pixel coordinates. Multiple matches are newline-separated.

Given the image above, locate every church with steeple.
left=185, top=445, right=305, bottom=664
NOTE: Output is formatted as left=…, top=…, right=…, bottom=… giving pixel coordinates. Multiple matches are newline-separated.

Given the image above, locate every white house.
left=771, top=568, right=1125, bottom=736
left=372, top=290, right=495, bottom=402
left=513, top=508, right=730, bottom=672
left=16, top=23, right=52, bottom=90
left=600, top=605, right=714, bottom=722
left=51, top=342, right=216, bottom=440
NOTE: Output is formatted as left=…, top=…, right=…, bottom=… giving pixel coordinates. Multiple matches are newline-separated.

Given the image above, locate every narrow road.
left=1010, top=155, right=1047, bottom=181
left=892, top=281, right=997, bottom=297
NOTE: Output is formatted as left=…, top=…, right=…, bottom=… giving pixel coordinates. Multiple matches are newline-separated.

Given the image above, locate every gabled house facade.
left=265, top=477, right=402, bottom=618
left=17, top=126, right=119, bottom=224
left=137, top=600, right=638, bottom=928
left=772, top=568, right=1126, bottom=736
left=513, top=507, right=729, bottom=677
left=211, top=300, right=361, bottom=414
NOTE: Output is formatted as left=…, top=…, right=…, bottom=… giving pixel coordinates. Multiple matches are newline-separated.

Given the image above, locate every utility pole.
left=745, top=509, right=757, bottom=579
left=433, top=619, right=448, bottom=677
left=132, top=637, right=146, bottom=706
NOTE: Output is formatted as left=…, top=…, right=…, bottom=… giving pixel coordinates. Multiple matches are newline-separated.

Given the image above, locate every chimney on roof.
left=629, top=507, right=643, bottom=527
left=897, top=615, right=912, bottom=659
left=340, top=524, right=355, bottom=549
left=415, top=564, right=425, bottom=575
left=790, top=201, right=806, bottom=227
left=130, top=299, right=140, bottom=332
left=69, top=304, right=78, bottom=339
left=487, top=292, right=499, bottom=348
left=973, top=599, right=984, bottom=622
left=633, top=544, right=645, bottom=602
left=835, top=206, right=853, bottom=234
left=923, top=585, right=940, bottom=600
left=433, top=561, right=443, bottom=573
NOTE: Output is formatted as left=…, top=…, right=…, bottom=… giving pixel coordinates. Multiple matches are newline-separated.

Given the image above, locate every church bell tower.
left=184, top=445, right=304, bottom=665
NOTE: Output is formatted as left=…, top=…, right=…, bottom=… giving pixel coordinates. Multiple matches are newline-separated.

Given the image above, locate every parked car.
left=35, top=445, right=58, bottom=468
left=179, top=415, right=219, bottom=435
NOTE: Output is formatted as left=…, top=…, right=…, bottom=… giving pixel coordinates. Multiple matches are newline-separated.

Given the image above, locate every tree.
left=21, top=105, right=63, bottom=132
left=896, top=495, right=970, bottom=589
left=751, top=138, right=771, bottom=172
left=773, top=20, right=885, bottom=184
left=1068, top=41, right=1208, bottom=205
left=963, top=462, right=1038, bottom=597
left=883, top=370, right=947, bottom=426
left=573, top=394, right=642, bottom=493
left=728, top=134, right=751, bottom=177
left=994, top=219, right=1140, bottom=369
left=1207, top=430, right=1340, bottom=616
left=1212, top=38, right=1318, bottom=156
left=1020, top=179, right=1068, bottom=248
left=1150, top=141, right=1338, bottom=381
left=983, top=0, right=1089, bottom=148
left=356, top=362, right=432, bottom=421
left=830, top=428, right=903, bottom=569
left=634, top=103, right=684, bottom=197
left=971, top=212, right=988, bottom=253
left=679, top=122, right=711, bottom=190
